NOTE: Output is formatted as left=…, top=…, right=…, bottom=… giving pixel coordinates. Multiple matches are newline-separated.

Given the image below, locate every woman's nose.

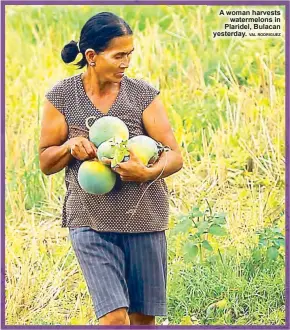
left=120, top=56, right=130, bottom=68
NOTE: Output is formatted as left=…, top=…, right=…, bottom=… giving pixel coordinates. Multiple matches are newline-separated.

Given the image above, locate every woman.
left=39, top=12, right=183, bottom=326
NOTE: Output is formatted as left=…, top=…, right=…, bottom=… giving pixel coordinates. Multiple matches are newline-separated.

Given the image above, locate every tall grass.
left=5, top=5, right=285, bottom=325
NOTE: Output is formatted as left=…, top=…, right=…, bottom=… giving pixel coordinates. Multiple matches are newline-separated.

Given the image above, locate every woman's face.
left=93, top=35, right=134, bottom=83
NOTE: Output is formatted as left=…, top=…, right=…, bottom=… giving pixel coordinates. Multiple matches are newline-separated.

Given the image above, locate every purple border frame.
left=0, top=0, right=289, bottom=329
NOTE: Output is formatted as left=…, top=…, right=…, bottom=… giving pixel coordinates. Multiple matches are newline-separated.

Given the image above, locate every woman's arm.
left=142, top=96, right=183, bottom=180
left=39, top=100, right=97, bottom=175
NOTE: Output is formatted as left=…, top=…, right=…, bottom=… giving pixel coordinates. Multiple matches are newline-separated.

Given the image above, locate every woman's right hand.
left=66, top=137, right=98, bottom=161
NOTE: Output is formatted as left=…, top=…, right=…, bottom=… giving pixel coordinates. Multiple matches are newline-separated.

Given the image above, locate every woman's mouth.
left=115, top=72, right=124, bottom=78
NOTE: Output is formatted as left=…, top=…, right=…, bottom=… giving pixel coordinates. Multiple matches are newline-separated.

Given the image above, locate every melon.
left=97, top=139, right=116, bottom=164
left=78, top=160, right=116, bottom=195
left=86, top=116, right=129, bottom=147
left=127, top=135, right=159, bottom=166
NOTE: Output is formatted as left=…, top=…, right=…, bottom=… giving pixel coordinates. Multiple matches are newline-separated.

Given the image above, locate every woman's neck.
left=81, top=70, right=119, bottom=97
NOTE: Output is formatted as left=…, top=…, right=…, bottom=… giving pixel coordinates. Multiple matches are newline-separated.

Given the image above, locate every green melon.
left=97, top=139, right=116, bottom=164
left=127, top=135, right=159, bottom=166
left=86, top=116, right=129, bottom=147
left=78, top=160, right=116, bottom=195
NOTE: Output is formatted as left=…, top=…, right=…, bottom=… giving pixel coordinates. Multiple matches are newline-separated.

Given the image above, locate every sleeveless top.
left=45, top=73, right=169, bottom=233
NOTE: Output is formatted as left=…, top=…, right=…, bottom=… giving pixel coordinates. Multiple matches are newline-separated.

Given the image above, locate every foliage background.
left=5, top=4, right=286, bottom=325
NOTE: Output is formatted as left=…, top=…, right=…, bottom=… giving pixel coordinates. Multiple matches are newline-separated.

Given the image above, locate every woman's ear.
left=85, top=48, right=97, bottom=63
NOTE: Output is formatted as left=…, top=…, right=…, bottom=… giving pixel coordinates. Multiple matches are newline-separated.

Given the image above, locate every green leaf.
left=190, top=206, right=204, bottom=217
left=206, top=299, right=227, bottom=318
left=209, top=224, right=227, bottom=236
left=215, top=212, right=226, bottom=219
left=191, top=206, right=199, bottom=211
left=197, top=221, right=210, bottom=233
left=277, top=234, right=285, bottom=239
left=180, top=315, right=193, bottom=325
left=273, top=238, right=285, bottom=248
left=277, top=238, right=285, bottom=247
left=215, top=299, right=227, bottom=309
left=191, top=209, right=204, bottom=218
left=252, top=248, right=262, bottom=261
left=266, top=246, right=279, bottom=261
left=213, top=216, right=226, bottom=225
left=176, top=214, right=188, bottom=221
left=183, top=242, right=198, bottom=262
left=202, top=240, right=213, bottom=251
left=271, top=227, right=282, bottom=234
left=189, top=233, right=200, bottom=243
left=172, top=218, right=192, bottom=235
left=187, top=143, right=196, bottom=153
left=111, top=142, right=130, bottom=167
left=258, top=238, right=268, bottom=247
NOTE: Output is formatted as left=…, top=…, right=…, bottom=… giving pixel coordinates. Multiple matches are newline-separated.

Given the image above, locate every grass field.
left=5, top=5, right=286, bottom=325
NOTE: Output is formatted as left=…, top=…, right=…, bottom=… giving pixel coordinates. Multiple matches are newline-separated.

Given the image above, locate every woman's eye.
left=114, top=53, right=132, bottom=60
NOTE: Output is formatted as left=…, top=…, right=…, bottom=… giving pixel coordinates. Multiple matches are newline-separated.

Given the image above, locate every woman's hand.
left=66, top=137, right=97, bottom=161
left=102, top=148, right=151, bottom=183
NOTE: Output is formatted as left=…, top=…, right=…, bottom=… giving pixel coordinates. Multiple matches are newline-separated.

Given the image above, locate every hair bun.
left=61, top=40, right=79, bottom=64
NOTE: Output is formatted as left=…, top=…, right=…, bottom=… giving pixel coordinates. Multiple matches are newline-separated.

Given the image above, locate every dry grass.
left=5, top=4, right=285, bottom=325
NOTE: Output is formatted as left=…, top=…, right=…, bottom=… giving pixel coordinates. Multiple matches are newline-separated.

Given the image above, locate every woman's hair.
left=61, top=12, right=133, bottom=69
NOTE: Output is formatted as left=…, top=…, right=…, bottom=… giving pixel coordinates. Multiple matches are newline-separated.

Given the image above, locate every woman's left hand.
left=101, top=148, right=151, bottom=183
